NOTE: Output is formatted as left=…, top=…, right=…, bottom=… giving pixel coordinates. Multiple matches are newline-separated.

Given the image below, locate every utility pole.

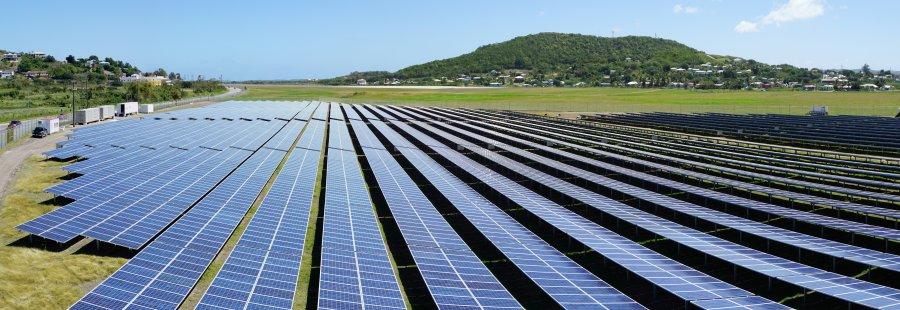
left=71, top=79, right=76, bottom=128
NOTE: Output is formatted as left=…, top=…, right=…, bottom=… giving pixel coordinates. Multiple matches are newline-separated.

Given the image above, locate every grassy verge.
left=236, top=85, right=900, bottom=116
left=0, top=156, right=126, bottom=309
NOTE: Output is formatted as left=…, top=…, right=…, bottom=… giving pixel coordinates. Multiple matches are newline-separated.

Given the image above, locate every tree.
left=66, top=55, right=76, bottom=64
left=862, top=63, right=871, bottom=76
left=45, top=55, right=56, bottom=62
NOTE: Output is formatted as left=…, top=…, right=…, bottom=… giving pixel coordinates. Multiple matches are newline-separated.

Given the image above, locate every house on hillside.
left=0, top=70, right=14, bottom=79
left=2, top=53, right=19, bottom=62
left=513, top=75, right=525, bottom=83
left=27, top=51, right=46, bottom=58
left=356, top=78, right=367, bottom=86
left=121, top=74, right=169, bottom=86
left=803, top=84, right=816, bottom=91
left=626, top=81, right=639, bottom=87
left=860, top=84, right=878, bottom=91
left=25, top=71, right=49, bottom=79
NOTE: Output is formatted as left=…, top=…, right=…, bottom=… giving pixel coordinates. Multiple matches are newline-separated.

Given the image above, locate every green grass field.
left=237, top=85, right=900, bottom=116
left=0, top=156, right=126, bottom=310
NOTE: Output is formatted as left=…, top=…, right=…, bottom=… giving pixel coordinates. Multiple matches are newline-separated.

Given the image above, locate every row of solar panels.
left=23, top=101, right=900, bottom=309
left=590, top=112, right=900, bottom=156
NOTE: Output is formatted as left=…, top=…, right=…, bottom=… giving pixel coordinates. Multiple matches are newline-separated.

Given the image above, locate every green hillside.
left=321, top=32, right=895, bottom=90
left=397, top=33, right=703, bottom=78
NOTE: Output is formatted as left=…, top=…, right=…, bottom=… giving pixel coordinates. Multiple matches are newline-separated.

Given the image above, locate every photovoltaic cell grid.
left=469, top=111, right=900, bottom=215
left=352, top=113, right=642, bottom=309
left=348, top=116, right=525, bottom=309
left=21, top=120, right=292, bottom=247
left=410, top=109, right=900, bottom=271
left=40, top=101, right=899, bottom=309
left=197, top=117, right=324, bottom=309
left=371, top=107, right=781, bottom=306
left=386, top=106, right=900, bottom=309
left=433, top=109, right=900, bottom=241
left=71, top=146, right=290, bottom=310
left=317, top=115, right=405, bottom=310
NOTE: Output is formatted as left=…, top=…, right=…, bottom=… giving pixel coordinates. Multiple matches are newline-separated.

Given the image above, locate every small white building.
left=0, top=70, right=14, bottom=79
left=513, top=75, right=525, bottom=83
left=37, top=118, right=60, bottom=134
left=1, top=53, right=19, bottom=62
left=860, top=84, right=878, bottom=91
left=356, top=79, right=367, bottom=86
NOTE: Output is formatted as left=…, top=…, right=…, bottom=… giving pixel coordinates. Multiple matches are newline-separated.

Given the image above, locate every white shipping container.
left=99, top=105, right=116, bottom=119
left=118, top=102, right=139, bottom=116
left=37, top=118, right=60, bottom=134
left=75, top=108, right=100, bottom=124
left=139, top=104, right=154, bottom=114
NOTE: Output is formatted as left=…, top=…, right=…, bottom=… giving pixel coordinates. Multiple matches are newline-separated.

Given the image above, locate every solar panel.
left=406, top=110, right=900, bottom=275
left=71, top=147, right=287, bottom=310
left=383, top=108, right=900, bottom=309
left=354, top=116, right=641, bottom=309
left=349, top=118, right=525, bottom=309
left=366, top=107, right=761, bottom=305
left=197, top=117, right=324, bottom=310
left=317, top=119, right=405, bottom=309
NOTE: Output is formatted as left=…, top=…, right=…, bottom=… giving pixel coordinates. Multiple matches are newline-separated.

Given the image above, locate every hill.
left=321, top=32, right=896, bottom=90
left=397, top=33, right=703, bottom=78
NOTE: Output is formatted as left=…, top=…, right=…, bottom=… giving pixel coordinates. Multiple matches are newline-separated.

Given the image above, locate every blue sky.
left=4, top=0, right=898, bottom=80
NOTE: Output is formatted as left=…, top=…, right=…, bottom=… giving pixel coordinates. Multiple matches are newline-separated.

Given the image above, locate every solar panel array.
left=15, top=100, right=900, bottom=309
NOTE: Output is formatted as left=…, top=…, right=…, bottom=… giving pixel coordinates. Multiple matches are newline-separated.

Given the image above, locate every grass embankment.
left=0, top=156, right=126, bottom=310
left=237, top=85, right=900, bottom=116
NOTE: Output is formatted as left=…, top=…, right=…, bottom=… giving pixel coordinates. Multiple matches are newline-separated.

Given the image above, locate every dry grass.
left=0, top=156, right=126, bottom=310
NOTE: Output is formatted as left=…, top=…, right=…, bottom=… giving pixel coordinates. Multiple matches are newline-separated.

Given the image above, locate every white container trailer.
left=75, top=108, right=100, bottom=124
left=139, top=104, right=154, bottom=114
left=98, top=105, right=116, bottom=119
left=118, top=102, right=139, bottom=116
left=37, top=118, right=60, bottom=134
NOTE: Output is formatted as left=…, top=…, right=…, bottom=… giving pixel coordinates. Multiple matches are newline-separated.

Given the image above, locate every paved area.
left=0, top=130, right=67, bottom=198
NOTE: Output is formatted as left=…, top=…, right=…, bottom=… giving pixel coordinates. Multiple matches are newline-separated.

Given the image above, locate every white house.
left=121, top=74, right=170, bottom=86
left=356, top=79, right=367, bottom=86
left=2, top=53, right=19, bottom=61
left=0, top=70, right=14, bottom=79
left=860, top=83, right=878, bottom=91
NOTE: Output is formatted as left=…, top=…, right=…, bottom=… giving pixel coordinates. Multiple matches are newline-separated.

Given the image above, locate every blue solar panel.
left=410, top=109, right=900, bottom=274
left=349, top=118, right=525, bottom=309
left=425, top=109, right=900, bottom=242
left=369, top=107, right=767, bottom=305
left=71, top=147, right=288, bottom=309
left=383, top=106, right=900, bottom=309
left=353, top=115, right=641, bottom=309
left=317, top=118, right=405, bottom=309
left=197, top=118, right=324, bottom=309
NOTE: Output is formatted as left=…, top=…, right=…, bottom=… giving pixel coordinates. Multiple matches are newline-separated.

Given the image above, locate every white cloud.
left=734, top=0, right=825, bottom=33
left=761, top=0, right=825, bottom=24
left=673, top=4, right=699, bottom=14
left=734, top=20, right=760, bottom=33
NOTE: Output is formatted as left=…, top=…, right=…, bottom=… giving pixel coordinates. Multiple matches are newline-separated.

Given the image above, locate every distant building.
left=0, top=70, right=14, bottom=79
left=27, top=51, right=46, bottom=58
left=356, top=78, right=367, bottom=86
left=803, top=84, right=816, bottom=91
left=489, top=82, right=502, bottom=87
left=25, top=71, right=49, bottom=79
left=860, top=84, right=878, bottom=91
left=121, top=74, right=169, bottom=86
left=2, top=53, right=19, bottom=62
left=513, top=75, right=525, bottom=83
